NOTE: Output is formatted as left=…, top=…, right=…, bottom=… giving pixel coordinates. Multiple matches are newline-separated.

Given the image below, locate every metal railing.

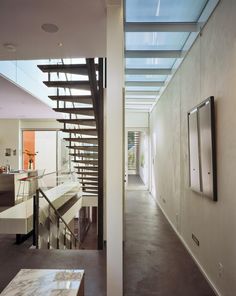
left=33, top=170, right=80, bottom=250
left=34, top=188, right=80, bottom=250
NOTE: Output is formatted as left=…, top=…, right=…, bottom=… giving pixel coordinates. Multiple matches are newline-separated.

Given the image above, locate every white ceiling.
left=0, top=75, right=59, bottom=119
left=0, top=0, right=106, bottom=60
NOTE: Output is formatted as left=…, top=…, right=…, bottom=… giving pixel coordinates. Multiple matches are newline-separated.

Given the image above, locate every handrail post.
left=57, top=216, right=60, bottom=249
left=33, top=190, right=39, bottom=248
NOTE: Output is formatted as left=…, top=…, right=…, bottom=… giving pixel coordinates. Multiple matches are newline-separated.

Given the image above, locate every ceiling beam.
left=125, top=50, right=183, bottom=59
left=125, top=22, right=200, bottom=32
left=125, top=105, right=152, bottom=110
left=125, top=98, right=156, bottom=103
left=126, top=81, right=165, bottom=87
left=125, top=91, right=159, bottom=96
left=125, top=68, right=172, bottom=75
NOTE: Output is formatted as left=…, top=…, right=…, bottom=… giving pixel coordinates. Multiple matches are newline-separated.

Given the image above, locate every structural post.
left=98, top=58, right=104, bottom=250
left=106, top=3, right=124, bottom=296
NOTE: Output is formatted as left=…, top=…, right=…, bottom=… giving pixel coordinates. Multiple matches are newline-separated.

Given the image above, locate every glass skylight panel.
left=125, top=32, right=189, bottom=50
left=125, top=0, right=208, bottom=22
left=126, top=58, right=176, bottom=69
left=126, top=75, right=167, bottom=81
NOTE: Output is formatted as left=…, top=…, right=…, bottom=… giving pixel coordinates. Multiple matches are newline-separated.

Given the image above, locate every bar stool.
left=17, top=176, right=30, bottom=203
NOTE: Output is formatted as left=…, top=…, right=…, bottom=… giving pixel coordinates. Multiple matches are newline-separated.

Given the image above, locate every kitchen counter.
left=0, top=171, right=37, bottom=206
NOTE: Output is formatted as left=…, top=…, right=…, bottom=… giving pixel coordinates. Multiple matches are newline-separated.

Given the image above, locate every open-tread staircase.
left=38, top=58, right=104, bottom=249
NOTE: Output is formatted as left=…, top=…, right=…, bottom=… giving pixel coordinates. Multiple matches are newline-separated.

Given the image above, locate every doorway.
left=126, top=130, right=149, bottom=190
left=22, top=129, right=71, bottom=174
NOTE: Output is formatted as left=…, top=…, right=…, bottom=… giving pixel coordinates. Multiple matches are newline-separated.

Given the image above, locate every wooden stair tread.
left=75, top=167, right=98, bottom=171
left=81, top=181, right=98, bottom=185
left=69, top=153, right=98, bottom=159
left=72, top=159, right=98, bottom=164
left=44, top=81, right=90, bottom=91
left=53, top=107, right=94, bottom=116
left=75, top=165, right=98, bottom=168
left=58, top=119, right=96, bottom=126
left=64, top=138, right=98, bottom=144
left=61, top=129, right=97, bottom=135
left=38, top=64, right=98, bottom=75
left=82, top=190, right=98, bottom=194
left=77, top=172, right=98, bottom=176
left=49, top=95, right=93, bottom=104
left=79, top=177, right=98, bottom=180
left=67, top=145, right=98, bottom=152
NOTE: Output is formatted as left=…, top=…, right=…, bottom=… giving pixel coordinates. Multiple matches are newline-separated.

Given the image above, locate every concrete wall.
left=150, top=0, right=236, bottom=295
left=125, top=110, right=149, bottom=128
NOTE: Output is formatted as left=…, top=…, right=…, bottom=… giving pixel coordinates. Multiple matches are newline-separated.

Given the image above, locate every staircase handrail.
left=20, top=169, right=75, bottom=182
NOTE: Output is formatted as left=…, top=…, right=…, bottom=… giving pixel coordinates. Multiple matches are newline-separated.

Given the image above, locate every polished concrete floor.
left=127, top=174, right=146, bottom=190
left=0, top=234, right=106, bottom=296
left=128, top=174, right=144, bottom=186
left=0, top=188, right=216, bottom=296
left=80, top=223, right=98, bottom=250
left=124, top=190, right=216, bottom=296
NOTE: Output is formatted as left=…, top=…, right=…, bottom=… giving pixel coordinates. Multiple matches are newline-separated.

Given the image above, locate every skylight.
left=124, top=0, right=220, bottom=111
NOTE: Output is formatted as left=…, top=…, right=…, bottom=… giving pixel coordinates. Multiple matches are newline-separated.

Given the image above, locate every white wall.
left=139, top=131, right=148, bottom=186
left=125, top=110, right=149, bottom=128
left=0, top=119, right=20, bottom=170
left=106, top=4, right=124, bottom=296
left=35, top=131, right=57, bottom=174
left=150, top=0, right=236, bottom=295
left=0, top=119, right=62, bottom=171
left=20, top=119, right=61, bottom=130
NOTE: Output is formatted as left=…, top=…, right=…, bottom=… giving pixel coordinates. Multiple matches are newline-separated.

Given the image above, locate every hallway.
left=124, top=190, right=215, bottom=296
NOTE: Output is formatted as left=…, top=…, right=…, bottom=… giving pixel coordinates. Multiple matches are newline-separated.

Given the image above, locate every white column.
left=106, top=4, right=124, bottom=296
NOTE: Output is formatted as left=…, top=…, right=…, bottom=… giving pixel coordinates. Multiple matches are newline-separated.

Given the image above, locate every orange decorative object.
left=23, top=131, right=36, bottom=170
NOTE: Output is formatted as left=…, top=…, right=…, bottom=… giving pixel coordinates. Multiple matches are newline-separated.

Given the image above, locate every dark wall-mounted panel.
left=188, top=97, right=217, bottom=201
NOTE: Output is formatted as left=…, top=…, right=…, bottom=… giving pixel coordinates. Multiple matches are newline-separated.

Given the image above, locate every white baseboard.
left=150, top=194, right=222, bottom=296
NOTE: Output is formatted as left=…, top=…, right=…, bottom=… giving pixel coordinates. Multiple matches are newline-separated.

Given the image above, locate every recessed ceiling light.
left=58, top=42, right=63, bottom=47
left=3, top=43, right=17, bottom=52
left=41, top=23, right=59, bottom=33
